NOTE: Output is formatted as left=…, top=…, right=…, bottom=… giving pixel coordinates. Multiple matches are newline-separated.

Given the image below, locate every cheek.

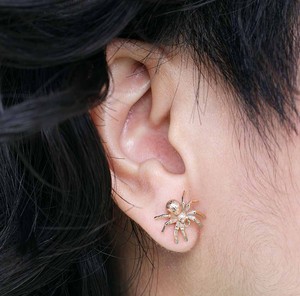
left=177, top=73, right=300, bottom=290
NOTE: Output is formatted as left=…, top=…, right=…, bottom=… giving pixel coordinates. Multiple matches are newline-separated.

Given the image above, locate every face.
left=92, top=41, right=300, bottom=296
left=159, top=53, right=300, bottom=296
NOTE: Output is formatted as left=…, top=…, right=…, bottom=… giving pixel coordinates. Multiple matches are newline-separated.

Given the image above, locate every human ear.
left=90, top=39, right=205, bottom=252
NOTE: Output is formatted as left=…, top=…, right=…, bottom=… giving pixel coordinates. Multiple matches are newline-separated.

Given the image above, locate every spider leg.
left=180, top=224, right=188, bottom=242
left=188, top=215, right=203, bottom=228
left=154, top=214, right=171, bottom=220
left=185, top=200, right=199, bottom=211
left=161, top=218, right=177, bottom=232
left=174, top=222, right=180, bottom=244
left=181, top=191, right=186, bottom=203
left=187, top=210, right=206, bottom=219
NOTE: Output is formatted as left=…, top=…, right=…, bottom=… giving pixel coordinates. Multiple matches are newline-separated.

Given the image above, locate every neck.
left=110, top=215, right=300, bottom=296
left=110, top=217, right=203, bottom=296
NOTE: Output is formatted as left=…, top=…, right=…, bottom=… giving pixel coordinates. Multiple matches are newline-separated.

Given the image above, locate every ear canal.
left=120, top=90, right=185, bottom=174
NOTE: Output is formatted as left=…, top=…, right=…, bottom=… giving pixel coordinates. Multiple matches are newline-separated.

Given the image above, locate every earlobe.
left=90, top=40, right=205, bottom=252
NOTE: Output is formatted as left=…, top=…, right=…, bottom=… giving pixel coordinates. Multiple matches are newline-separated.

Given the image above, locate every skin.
left=92, top=40, right=300, bottom=296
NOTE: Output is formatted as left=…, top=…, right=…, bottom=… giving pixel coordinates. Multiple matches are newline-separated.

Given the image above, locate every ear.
left=90, top=39, right=205, bottom=252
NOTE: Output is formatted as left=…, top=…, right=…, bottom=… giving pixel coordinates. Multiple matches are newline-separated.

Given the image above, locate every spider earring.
left=154, top=191, right=206, bottom=244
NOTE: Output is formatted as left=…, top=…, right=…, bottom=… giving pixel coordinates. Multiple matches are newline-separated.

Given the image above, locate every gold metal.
left=154, top=191, right=205, bottom=244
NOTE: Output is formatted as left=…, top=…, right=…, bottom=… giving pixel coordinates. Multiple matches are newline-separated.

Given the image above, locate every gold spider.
left=154, top=192, right=206, bottom=244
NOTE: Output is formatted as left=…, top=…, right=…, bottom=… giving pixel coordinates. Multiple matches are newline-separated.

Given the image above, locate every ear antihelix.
left=120, top=93, right=185, bottom=174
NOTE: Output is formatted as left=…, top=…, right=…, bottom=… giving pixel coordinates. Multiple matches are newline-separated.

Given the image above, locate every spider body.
left=154, top=193, right=205, bottom=244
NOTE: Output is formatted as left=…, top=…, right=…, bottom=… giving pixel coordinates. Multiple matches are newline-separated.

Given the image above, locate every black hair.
left=0, top=1, right=299, bottom=295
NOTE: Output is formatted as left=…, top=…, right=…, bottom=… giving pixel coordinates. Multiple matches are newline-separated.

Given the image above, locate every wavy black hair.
left=0, top=1, right=299, bottom=295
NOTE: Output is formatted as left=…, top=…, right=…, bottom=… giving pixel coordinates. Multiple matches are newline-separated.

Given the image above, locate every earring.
left=154, top=191, right=205, bottom=244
